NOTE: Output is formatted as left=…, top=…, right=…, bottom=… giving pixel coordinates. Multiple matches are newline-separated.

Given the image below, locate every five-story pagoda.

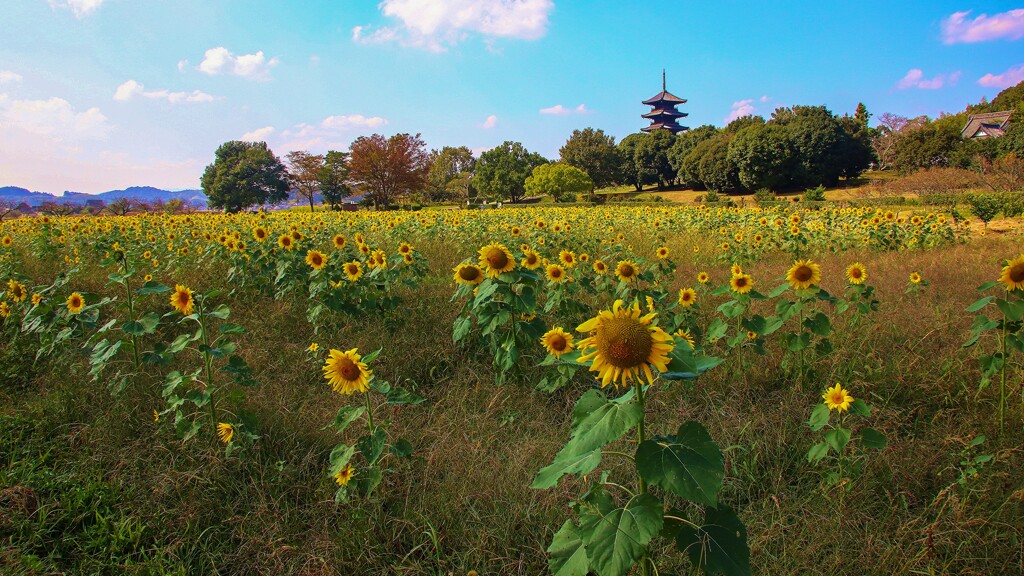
left=642, top=70, right=688, bottom=134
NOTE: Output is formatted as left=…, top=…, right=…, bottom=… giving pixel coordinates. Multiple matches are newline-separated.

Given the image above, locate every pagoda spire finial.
left=662, top=69, right=666, bottom=91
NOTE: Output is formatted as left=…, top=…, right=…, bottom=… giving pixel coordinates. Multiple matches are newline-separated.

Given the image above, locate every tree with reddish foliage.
left=347, top=133, right=430, bottom=209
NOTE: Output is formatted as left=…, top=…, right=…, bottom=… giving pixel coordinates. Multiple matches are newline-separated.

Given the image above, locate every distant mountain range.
left=0, top=186, right=207, bottom=208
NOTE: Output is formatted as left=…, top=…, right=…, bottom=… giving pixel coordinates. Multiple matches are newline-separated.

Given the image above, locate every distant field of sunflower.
left=0, top=204, right=1022, bottom=575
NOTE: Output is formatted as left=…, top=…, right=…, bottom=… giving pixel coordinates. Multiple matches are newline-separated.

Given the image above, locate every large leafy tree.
left=426, top=146, right=476, bottom=202
left=669, top=125, right=719, bottom=187
left=286, top=150, right=325, bottom=212
left=727, top=124, right=795, bottom=191
left=683, top=133, right=740, bottom=193
left=558, top=128, right=622, bottom=189
left=318, top=150, right=351, bottom=210
left=473, top=141, right=547, bottom=203
left=634, top=129, right=678, bottom=189
left=201, top=141, right=290, bottom=213
left=348, top=133, right=431, bottom=209
left=770, top=105, right=850, bottom=187
left=524, top=163, right=594, bottom=202
left=618, top=133, right=655, bottom=191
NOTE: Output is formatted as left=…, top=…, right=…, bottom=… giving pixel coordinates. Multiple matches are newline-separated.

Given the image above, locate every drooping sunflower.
left=999, top=254, right=1024, bottom=291
left=216, top=422, right=234, bottom=444
left=6, top=280, right=26, bottom=302
left=656, top=246, right=669, bottom=259
left=846, top=262, right=868, bottom=285
left=322, top=348, right=372, bottom=395
left=540, top=327, right=574, bottom=358
left=478, top=243, right=515, bottom=277
left=674, top=328, right=695, bottom=349
left=31, top=293, right=42, bottom=307
left=576, top=299, right=675, bottom=388
left=453, top=263, right=484, bottom=285
left=343, top=261, right=363, bottom=282
left=730, top=263, right=743, bottom=276
left=305, top=250, right=328, bottom=270
left=170, top=284, right=194, bottom=315
left=546, top=263, right=568, bottom=283
left=730, top=273, right=754, bottom=294
left=615, top=260, right=639, bottom=283
left=593, top=260, right=607, bottom=274
left=334, top=464, right=355, bottom=486
left=909, top=272, right=922, bottom=284
left=0, top=302, right=10, bottom=318
left=678, top=287, right=697, bottom=307
left=786, top=259, right=821, bottom=290
left=559, top=250, right=576, bottom=268
left=521, top=250, right=542, bottom=270
left=822, top=383, right=854, bottom=413
left=66, top=292, right=85, bottom=314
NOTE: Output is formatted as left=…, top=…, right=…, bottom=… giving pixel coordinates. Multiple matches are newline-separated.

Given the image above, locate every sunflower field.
left=1, top=204, right=1023, bottom=575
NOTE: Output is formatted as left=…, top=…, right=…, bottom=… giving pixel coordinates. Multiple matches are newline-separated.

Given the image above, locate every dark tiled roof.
left=643, top=108, right=688, bottom=119
left=642, top=91, right=687, bottom=105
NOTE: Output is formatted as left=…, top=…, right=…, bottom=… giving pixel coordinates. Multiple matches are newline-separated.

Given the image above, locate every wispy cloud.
left=978, top=63, right=1024, bottom=89
left=48, top=0, right=105, bottom=18
left=197, top=47, right=279, bottom=81
left=257, top=114, right=390, bottom=152
left=539, top=103, right=589, bottom=116
left=0, top=95, right=109, bottom=140
left=724, top=99, right=756, bottom=123
left=0, top=71, right=23, bottom=85
left=941, top=9, right=1024, bottom=44
left=481, top=114, right=498, bottom=129
left=241, top=126, right=276, bottom=142
left=896, top=68, right=961, bottom=90
left=113, top=80, right=217, bottom=104
left=353, top=0, right=554, bottom=52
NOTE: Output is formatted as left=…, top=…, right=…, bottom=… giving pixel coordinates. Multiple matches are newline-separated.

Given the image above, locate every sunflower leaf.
left=808, top=404, right=830, bottom=431
left=635, top=422, right=724, bottom=506
left=580, top=492, right=663, bottom=576
left=675, top=505, right=751, bottom=576
left=860, top=428, right=887, bottom=449
left=548, top=520, right=589, bottom=576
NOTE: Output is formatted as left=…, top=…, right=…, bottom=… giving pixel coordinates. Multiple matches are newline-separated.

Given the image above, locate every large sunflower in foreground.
left=576, top=299, right=675, bottom=388
left=323, top=348, right=372, bottom=395
left=478, top=243, right=515, bottom=277
left=999, top=254, right=1024, bottom=291
left=170, top=284, right=194, bottom=315
left=786, top=259, right=821, bottom=290
left=540, top=327, right=574, bottom=357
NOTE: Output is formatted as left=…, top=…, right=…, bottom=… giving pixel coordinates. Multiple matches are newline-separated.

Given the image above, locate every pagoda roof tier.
left=642, top=91, right=687, bottom=105
left=642, top=108, right=688, bottom=119
left=642, top=122, right=688, bottom=134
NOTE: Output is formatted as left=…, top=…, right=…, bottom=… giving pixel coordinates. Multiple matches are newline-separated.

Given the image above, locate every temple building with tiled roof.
left=961, top=111, right=1013, bottom=139
left=642, top=71, right=688, bottom=134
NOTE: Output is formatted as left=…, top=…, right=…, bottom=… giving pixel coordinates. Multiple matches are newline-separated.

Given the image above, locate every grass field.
left=1, top=206, right=1022, bottom=575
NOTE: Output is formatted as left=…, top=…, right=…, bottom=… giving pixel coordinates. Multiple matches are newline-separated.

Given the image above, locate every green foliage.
left=727, top=123, right=795, bottom=191
left=559, top=128, right=623, bottom=189
left=427, top=146, right=476, bottom=202
left=683, top=133, right=740, bottom=193
left=525, top=163, right=595, bottom=202
left=473, top=141, right=548, bottom=203
left=803, top=185, right=827, bottom=202
left=966, top=194, right=1001, bottom=226
left=201, top=141, right=290, bottom=212
left=318, top=150, right=352, bottom=209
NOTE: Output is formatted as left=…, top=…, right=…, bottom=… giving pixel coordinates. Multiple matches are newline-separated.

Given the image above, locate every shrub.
left=998, top=192, right=1024, bottom=218
left=704, top=189, right=721, bottom=203
left=803, top=185, right=827, bottom=202
left=966, top=194, right=1001, bottom=227
left=754, top=188, right=776, bottom=203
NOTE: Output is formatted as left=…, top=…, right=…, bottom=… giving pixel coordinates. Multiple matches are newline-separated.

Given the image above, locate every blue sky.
left=1, top=0, right=1022, bottom=193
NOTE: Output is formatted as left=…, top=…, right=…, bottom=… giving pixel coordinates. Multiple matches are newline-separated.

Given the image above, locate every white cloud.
left=0, top=71, right=23, bottom=85
left=942, top=9, right=1024, bottom=44
left=353, top=0, right=554, bottom=51
left=241, top=126, right=276, bottom=142
left=268, top=114, right=390, bottom=152
left=540, top=103, right=589, bottom=116
left=321, top=114, right=388, bottom=131
left=113, top=80, right=216, bottom=104
left=896, top=68, right=961, bottom=90
left=48, top=0, right=105, bottom=18
left=724, top=99, right=755, bottom=123
left=978, top=63, right=1024, bottom=89
left=177, top=59, right=189, bottom=72
left=481, top=114, right=498, bottom=128
left=1, top=96, right=109, bottom=140
left=759, top=95, right=770, bottom=103
left=197, top=47, right=279, bottom=80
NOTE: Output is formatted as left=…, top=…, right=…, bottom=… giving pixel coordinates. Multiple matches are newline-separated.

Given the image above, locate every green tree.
left=286, top=150, right=325, bottom=212
left=618, top=133, right=655, bottom=191
left=854, top=102, right=871, bottom=126
left=473, top=141, right=547, bottom=203
left=837, top=115, right=876, bottom=178
left=684, top=133, right=740, bottom=193
left=558, top=128, right=622, bottom=189
left=770, top=105, right=849, bottom=187
left=727, top=124, right=795, bottom=191
left=524, top=163, right=594, bottom=202
left=318, top=150, right=351, bottom=210
left=201, top=141, right=290, bottom=213
left=891, top=118, right=963, bottom=173
left=669, top=125, right=719, bottom=187
left=635, top=129, right=678, bottom=189
left=427, top=146, right=476, bottom=202
left=724, top=115, right=765, bottom=134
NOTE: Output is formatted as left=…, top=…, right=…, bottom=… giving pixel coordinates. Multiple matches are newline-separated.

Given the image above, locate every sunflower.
left=6, top=280, right=26, bottom=302
left=786, top=259, right=821, bottom=290
left=909, top=272, right=922, bottom=284
left=398, top=242, right=413, bottom=255
left=615, top=260, right=639, bottom=282
left=678, top=287, right=697, bottom=307
left=576, top=299, right=675, bottom=388
left=545, top=263, right=568, bottom=283
left=343, top=261, right=363, bottom=282
left=216, top=422, right=234, bottom=444
left=0, top=302, right=10, bottom=318
left=846, top=263, right=867, bottom=285
left=334, top=464, right=355, bottom=487
left=674, top=328, right=695, bottom=349
left=540, top=327, right=574, bottom=357
left=1, top=236, right=11, bottom=247
left=403, top=253, right=414, bottom=265
left=521, top=250, right=542, bottom=270
left=31, top=293, right=42, bottom=307
left=66, top=292, right=85, bottom=314
left=822, top=383, right=853, bottom=413
left=453, top=263, right=484, bottom=285
left=478, top=243, right=515, bottom=277
left=370, top=249, right=387, bottom=268
left=697, top=271, right=710, bottom=284
left=999, top=254, right=1024, bottom=291
left=333, top=234, right=346, bottom=248
left=305, top=250, right=328, bottom=270
left=170, top=284, right=194, bottom=315
left=730, top=273, right=754, bottom=294
left=593, top=260, right=607, bottom=274
left=730, top=264, right=743, bottom=276
left=656, top=247, right=669, bottom=259
left=322, top=348, right=372, bottom=395
left=578, top=253, right=590, bottom=262
left=559, top=250, right=576, bottom=268
left=278, top=234, right=294, bottom=250
left=253, top=226, right=268, bottom=242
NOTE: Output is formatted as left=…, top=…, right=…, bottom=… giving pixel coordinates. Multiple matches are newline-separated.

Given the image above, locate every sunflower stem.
left=364, top=389, right=375, bottom=432
left=197, top=297, right=217, bottom=429
left=635, top=381, right=651, bottom=576
left=998, top=320, right=1006, bottom=436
